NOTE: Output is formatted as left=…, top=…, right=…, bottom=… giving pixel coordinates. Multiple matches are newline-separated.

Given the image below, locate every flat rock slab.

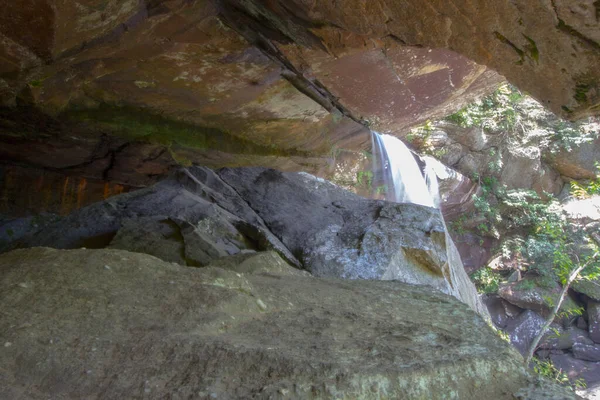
left=0, top=247, right=547, bottom=400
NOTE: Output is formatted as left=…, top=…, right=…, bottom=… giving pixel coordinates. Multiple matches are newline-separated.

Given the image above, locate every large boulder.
left=498, top=276, right=581, bottom=317
left=548, top=136, right=600, bottom=180
left=539, top=327, right=594, bottom=351
left=2, top=166, right=488, bottom=317
left=573, top=343, right=600, bottom=362
left=588, top=301, right=600, bottom=344
left=218, top=167, right=487, bottom=316
left=483, top=294, right=524, bottom=329
left=505, top=310, right=547, bottom=356
left=0, top=247, right=575, bottom=399
left=1, top=167, right=299, bottom=266
left=550, top=353, right=600, bottom=389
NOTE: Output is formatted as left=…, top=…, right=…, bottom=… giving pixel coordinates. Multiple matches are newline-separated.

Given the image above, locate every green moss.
left=515, top=278, right=536, bottom=291
left=28, top=80, right=44, bottom=88
left=61, top=104, right=310, bottom=158
left=574, top=83, right=591, bottom=104
left=557, top=19, right=600, bottom=51
left=522, top=35, right=539, bottom=63
left=561, top=105, right=573, bottom=114
left=494, top=31, right=525, bottom=64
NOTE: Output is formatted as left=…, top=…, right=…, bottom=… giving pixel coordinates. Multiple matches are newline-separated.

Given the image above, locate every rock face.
left=0, top=247, right=574, bottom=399
left=0, top=165, right=132, bottom=217
left=549, top=136, right=600, bottom=180
left=220, top=0, right=600, bottom=118
left=550, top=353, right=600, bottom=389
left=2, top=0, right=600, bottom=187
left=0, top=0, right=502, bottom=187
left=1, top=166, right=487, bottom=316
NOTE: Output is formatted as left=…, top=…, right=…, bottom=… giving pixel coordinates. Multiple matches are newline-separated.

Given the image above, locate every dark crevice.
left=216, top=1, right=366, bottom=128
left=385, top=34, right=408, bottom=46
left=211, top=168, right=302, bottom=268
left=493, top=31, right=526, bottom=64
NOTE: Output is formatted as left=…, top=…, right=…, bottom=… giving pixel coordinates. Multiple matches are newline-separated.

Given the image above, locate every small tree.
left=524, top=221, right=600, bottom=365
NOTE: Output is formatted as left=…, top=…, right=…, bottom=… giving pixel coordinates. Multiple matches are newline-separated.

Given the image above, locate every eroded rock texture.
left=0, top=247, right=577, bottom=399
left=219, top=0, right=600, bottom=119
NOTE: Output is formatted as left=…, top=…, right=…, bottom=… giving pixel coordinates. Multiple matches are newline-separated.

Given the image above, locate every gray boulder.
left=2, top=167, right=300, bottom=268
left=505, top=310, right=546, bottom=356
left=547, top=136, right=600, bottom=180
left=3, top=167, right=487, bottom=316
left=588, top=301, right=600, bottom=344
left=550, top=353, right=600, bottom=389
left=483, top=294, right=524, bottom=329
left=206, top=251, right=311, bottom=277
left=573, top=343, right=600, bottom=362
left=218, top=167, right=487, bottom=316
left=498, top=276, right=581, bottom=317
left=0, top=247, right=574, bottom=400
left=539, top=327, right=594, bottom=351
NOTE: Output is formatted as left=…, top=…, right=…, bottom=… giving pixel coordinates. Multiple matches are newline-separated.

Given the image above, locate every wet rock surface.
left=0, top=247, right=576, bottom=400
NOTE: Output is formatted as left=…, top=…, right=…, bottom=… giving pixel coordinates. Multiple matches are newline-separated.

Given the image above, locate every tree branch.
left=524, top=256, right=596, bottom=365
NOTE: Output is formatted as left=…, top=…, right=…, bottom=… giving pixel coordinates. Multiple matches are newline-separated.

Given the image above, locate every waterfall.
left=371, top=131, right=440, bottom=208
left=370, top=131, right=490, bottom=319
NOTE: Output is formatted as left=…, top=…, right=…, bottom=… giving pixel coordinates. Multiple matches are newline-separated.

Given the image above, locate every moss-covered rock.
left=498, top=275, right=581, bottom=317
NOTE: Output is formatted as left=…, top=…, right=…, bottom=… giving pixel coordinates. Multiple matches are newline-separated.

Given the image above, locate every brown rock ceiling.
left=0, top=0, right=598, bottom=187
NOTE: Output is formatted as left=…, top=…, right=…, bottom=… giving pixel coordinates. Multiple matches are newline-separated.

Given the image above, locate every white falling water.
left=371, top=131, right=440, bottom=208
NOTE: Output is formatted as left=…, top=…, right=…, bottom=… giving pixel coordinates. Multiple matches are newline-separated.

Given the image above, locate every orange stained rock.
left=61, top=177, right=72, bottom=215
left=77, top=178, right=87, bottom=209
left=103, top=183, right=111, bottom=199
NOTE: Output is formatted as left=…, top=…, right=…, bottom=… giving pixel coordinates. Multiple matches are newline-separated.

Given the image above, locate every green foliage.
left=532, top=358, right=587, bottom=391
left=515, top=279, right=536, bottom=291
left=549, top=121, right=598, bottom=153
left=493, top=327, right=511, bottom=343
left=28, top=80, right=44, bottom=88
left=557, top=306, right=585, bottom=320
left=570, top=163, right=600, bottom=198
left=445, top=84, right=523, bottom=132
left=470, top=267, right=502, bottom=294
left=356, top=170, right=374, bottom=188
left=449, top=215, right=467, bottom=236
left=375, top=185, right=388, bottom=195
